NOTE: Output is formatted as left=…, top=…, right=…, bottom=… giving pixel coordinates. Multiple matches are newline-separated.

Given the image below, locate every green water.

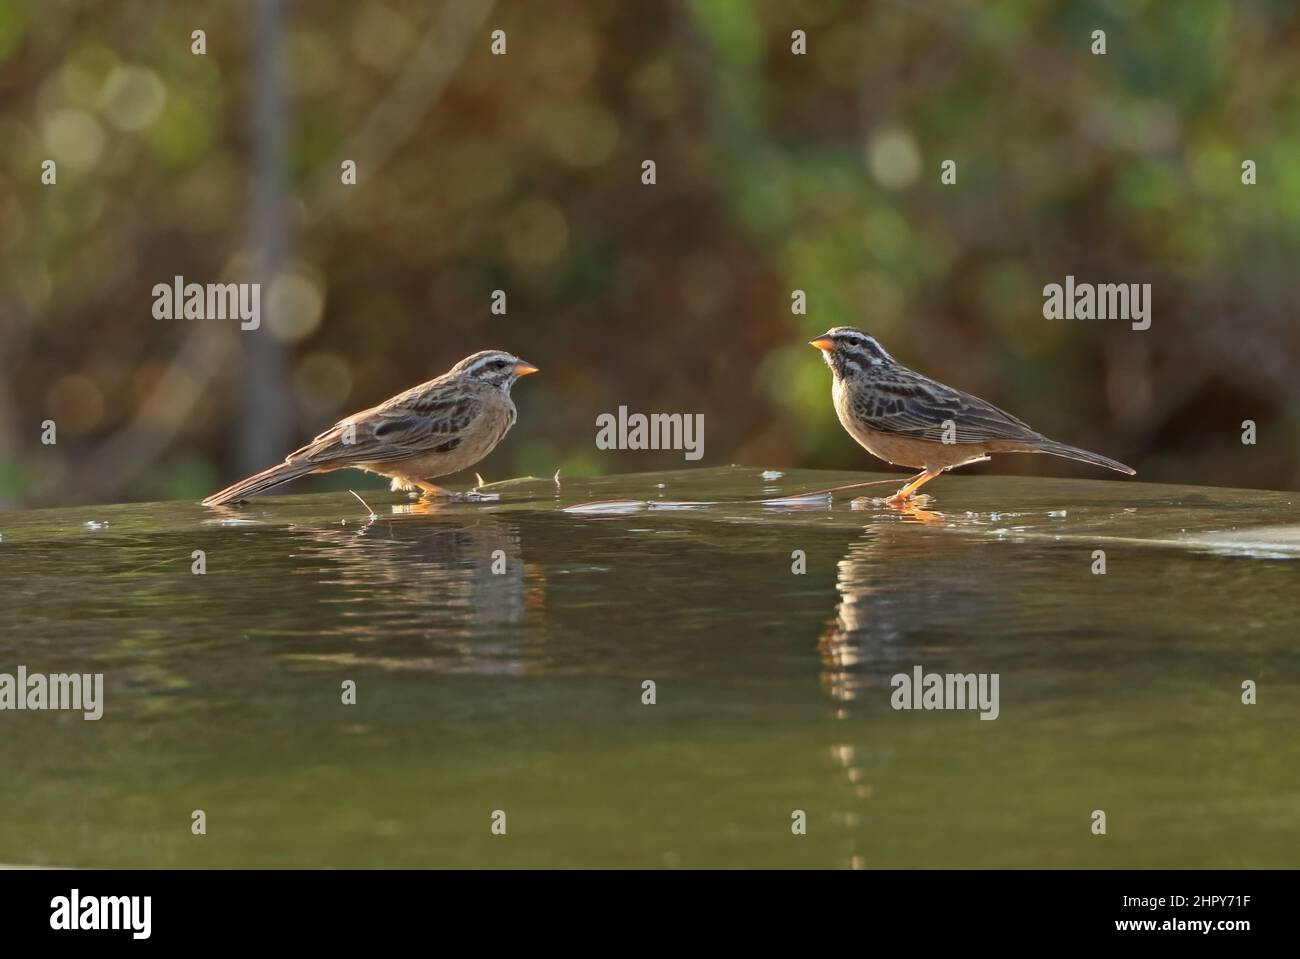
left=1, top=467, right=1297, bottom=868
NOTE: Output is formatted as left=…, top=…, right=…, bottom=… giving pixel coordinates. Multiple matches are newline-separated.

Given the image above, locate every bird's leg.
left=886, top=466, right=942, bottom=508
left=414, top=480, right=452, bottom=498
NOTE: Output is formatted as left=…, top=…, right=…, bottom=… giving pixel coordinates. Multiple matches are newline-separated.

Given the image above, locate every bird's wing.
left=288, top=378, right=482, bottom=466
left=854, top=366, right=1043, bottom=445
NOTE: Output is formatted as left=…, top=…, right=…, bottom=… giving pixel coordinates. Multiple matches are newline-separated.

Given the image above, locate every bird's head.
left=808, top=327, right=893, bottom=380
left=452, top=350, right=540, bottom=392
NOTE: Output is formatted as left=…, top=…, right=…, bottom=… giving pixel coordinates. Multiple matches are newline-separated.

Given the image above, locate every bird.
left=809, top=327, right=1134, bottom=506
left=201, top=350, right=538, bottom=506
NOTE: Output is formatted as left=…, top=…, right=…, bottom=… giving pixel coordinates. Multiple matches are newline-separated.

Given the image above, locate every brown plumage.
left=202, top=350, right=538, bottom=506
left=810, top=327, right=1133, bottom=504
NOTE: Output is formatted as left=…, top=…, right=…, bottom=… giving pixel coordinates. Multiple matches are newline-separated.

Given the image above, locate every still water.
left=1, top=467, right=1297, bottom=867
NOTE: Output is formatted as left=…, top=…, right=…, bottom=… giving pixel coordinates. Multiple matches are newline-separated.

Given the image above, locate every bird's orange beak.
left=513, top=360, right=540, bottom=377
left=809, top=337, right=835, bottom=352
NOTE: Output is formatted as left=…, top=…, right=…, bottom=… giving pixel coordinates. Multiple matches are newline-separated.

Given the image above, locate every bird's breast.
left=832, top=376, right=931, bottom=469
left=831, top=378, right=871, bottom=446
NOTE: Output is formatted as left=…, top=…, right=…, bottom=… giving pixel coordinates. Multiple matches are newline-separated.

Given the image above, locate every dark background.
left=2, top=0, right=1298, bottom=508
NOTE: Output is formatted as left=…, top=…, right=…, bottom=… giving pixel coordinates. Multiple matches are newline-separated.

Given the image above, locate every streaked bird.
left=810, top=327, right=1133, bottom=505
left=202, top=350, right=538, bottom=506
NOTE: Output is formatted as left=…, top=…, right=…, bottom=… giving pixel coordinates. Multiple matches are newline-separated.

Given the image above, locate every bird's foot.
left=906, top=505, right=944, bottom=523
left=395, top=499, right=445, bottom=515
left=406, top=485, right=501, bottom=504
left=849, top=492, right=936, bottom=513
left=882, top=494, right=943, bottom=522
left=888, top=492, right=935, bottom=508
left=390, top=474, right=462, bottom=498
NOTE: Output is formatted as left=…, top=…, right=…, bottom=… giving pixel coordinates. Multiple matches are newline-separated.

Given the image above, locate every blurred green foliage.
left=2, top=0, right=1299, bottom=507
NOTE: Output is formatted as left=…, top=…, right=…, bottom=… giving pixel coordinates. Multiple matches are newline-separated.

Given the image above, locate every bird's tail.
left=201, top=461, right=317, bottom=506
left=1033, top=439, right=1135, bottom=476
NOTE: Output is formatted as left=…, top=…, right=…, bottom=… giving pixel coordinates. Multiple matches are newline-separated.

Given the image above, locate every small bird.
left=810, top=327, right=1133, bottom=506
left=202, top=350, right=538, bottom=506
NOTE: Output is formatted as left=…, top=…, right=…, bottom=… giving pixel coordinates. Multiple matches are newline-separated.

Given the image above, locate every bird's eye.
left=493, top=360, right=507, bottom=369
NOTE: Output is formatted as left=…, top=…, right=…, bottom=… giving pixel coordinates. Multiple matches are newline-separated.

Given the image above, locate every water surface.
left=1, top=467, right=1297, bottom=867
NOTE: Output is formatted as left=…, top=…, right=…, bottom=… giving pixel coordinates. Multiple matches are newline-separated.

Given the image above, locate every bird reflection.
left=284, top=507, right=545, bottom=675
left=817, top=511, right=985, bottom=703
left=818, top=510, right=975, bottom=869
